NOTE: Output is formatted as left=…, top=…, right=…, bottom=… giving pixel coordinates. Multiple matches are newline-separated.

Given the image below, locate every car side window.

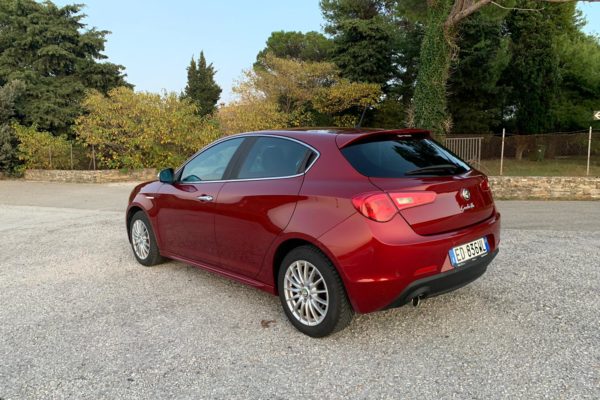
left=236, top=137, right=313, bottom=179
left=180, top=138, right=244, bottom=182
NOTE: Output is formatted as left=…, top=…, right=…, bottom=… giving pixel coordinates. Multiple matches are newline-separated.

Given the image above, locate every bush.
left=75, top=87, right=221, bottom=169
left=14, top=124, right=72, bottom=170
left=218, top=100, right=288, bottom=135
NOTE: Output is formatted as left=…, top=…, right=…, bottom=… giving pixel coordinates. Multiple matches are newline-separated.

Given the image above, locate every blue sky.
left=53, top=0, right=600, bottom=103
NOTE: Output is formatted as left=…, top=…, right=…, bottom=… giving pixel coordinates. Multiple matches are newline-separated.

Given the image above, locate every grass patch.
left=478, top=157, right=600, bottom=177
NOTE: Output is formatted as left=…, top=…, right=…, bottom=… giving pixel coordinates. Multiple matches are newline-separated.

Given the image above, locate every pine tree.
left=255, top=31, right=333, bottom=66
left=0, top=80, right=25, bottom=173
left=183, top=51, right=222, bottom=117
left=502, top=1, right=574, bottom=134
left=321, top=0, right=398, bottom=89
left=0, top=0, right=129, bottom=135
left=448, top=11, right=509, bottom=133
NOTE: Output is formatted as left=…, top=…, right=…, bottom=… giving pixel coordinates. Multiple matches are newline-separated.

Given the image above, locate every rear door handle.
left=197, top=194, right=214, bottom=202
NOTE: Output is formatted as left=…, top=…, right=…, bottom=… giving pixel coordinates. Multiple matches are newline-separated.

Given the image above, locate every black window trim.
left=174, top=134, right=320, bottom=184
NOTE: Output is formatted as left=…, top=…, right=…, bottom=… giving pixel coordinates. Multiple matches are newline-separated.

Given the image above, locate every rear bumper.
left=318, top=211, right=501, bottom=313
left=385, top=249, right=498, bottom=309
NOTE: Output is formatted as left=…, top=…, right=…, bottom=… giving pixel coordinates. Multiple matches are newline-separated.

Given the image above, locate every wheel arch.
left=126, top=205, right=145, bottom=242
left=271, top=236, right=348, bottom=298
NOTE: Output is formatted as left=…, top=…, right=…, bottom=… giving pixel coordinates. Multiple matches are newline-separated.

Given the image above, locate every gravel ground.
left=0, top=181, right=599, bottom=399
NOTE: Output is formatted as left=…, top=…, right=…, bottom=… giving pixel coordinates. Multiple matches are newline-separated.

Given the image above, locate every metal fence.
left=444, top=137, right=482, bottom=165
left=446, top=130, right=599, bottom=176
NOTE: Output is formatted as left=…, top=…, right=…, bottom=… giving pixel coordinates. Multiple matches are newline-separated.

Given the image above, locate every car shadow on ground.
left=145, top=250, right=495, bottom=340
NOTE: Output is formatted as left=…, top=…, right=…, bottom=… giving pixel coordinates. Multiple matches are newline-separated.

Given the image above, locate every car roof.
left=236, top=127, right=431, bottom=148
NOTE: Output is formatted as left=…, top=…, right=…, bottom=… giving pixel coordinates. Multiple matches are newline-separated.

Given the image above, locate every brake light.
left=352, top=191, right=437, bottom=222
left=480, top=178, right=490, bottom=191
left=352, top=193, right=397, bottom=222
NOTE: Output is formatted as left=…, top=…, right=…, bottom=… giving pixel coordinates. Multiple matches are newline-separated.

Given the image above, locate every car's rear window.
left=341, top=135, right=471, bottom=178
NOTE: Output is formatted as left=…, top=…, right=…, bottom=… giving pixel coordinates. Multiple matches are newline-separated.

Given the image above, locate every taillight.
left=352, top=191, right=437, bottom=222
left=352, top=193, right=397, bottom=222
left=480, top=178, right=490, bottom=191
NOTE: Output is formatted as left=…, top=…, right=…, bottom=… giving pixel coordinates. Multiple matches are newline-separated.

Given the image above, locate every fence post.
left=70, top=143, right=74, bottom=170
left=49, top=148, right=52, bottom=169
left=500, top=128, right=506, bottom=176
left=587, top=126, right=592, bottom=176
left=92, top=145, right=96, bottom=170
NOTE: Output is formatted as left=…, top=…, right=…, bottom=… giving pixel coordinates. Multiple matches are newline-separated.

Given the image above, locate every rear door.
left=156, top=137, right=245, bottom=265
left=215, top=136, right=316, bottom=277
left=340, top=134, right=495, bottom=235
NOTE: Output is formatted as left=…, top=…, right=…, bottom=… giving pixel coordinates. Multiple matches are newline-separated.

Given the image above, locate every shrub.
left=14, top=124, right=72, bottom=170
left=75, top=87, right=221, bottom=169
left=218, top=100, right=288, bottom=135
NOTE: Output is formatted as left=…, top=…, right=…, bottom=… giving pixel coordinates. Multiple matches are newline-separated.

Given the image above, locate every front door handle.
left=197, top=194, right=214, bottom=202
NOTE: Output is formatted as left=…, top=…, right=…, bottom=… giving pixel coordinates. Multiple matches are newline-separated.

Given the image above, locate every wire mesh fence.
left=25, top=130, right=600, bottom=177
left=446, top=130, right=600, bottom=177
left=26, top=143, right=98, bottom=171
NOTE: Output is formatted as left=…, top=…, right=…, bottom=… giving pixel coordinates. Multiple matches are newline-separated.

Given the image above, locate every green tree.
left=14, top=123, right=72, bottom=171
left=408, top=0, right=581, bottom=137
left=0, top=80, right=25, bottom=173
left=0, top=0, right=129, bottom=135
left=392, top=19, right=424, bottom=110
left=231, top=54, right=382, bottom=129
left=218, top=100, right=289, bottom=135
left=75, top=87, right=220, bottom=169
left=255, top=31, right=333, bottom=66
left=321, top=0, right=399, bottom=88
left=410, top=0, right=454, bottom=136
left=321, top=0, right=424, bottom=126
left=447, top=11, right=509, bottom=133
left=502, top=1, right=577, bottom=134
left=554, top=32, right=600, bottom=131
left=182, top=51, right=222, bottom=117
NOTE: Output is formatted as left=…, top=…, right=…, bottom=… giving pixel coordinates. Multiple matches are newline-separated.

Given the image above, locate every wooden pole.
left=70, top=143, right=74, bottom=170
left=500, top=128, right=506, bottom=176
left=587, top=126, right=592, bottom=176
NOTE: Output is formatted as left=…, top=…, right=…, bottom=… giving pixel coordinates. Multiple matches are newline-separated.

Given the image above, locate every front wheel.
left=278, top=246, right=353, bottom=337
left=129, top=211, right=164, bottom=266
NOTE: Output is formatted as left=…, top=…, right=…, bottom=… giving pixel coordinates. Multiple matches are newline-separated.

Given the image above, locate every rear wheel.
left=130, top=211, right=163, bottom=266
left=278, top=246, right=353, bottom=337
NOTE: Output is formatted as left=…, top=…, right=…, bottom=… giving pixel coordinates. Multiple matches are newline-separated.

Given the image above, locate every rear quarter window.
left=341, top=135, right=471, bottom=178
left=236, top=137, right=314, bottom=179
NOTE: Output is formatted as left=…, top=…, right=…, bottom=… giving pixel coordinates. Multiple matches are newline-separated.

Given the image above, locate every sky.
left=54, top=0, right=327, bottom=102
left=53, top=0, right=600, bottom=103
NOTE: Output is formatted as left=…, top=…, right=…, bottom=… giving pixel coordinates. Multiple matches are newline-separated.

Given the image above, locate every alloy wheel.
left=283, top=260, right=329, bottom=326
left=131, top=219, right=150, bottom=260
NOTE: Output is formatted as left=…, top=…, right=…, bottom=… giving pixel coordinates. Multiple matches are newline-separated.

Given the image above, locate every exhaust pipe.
left=411, top=296, right=421, bottom=307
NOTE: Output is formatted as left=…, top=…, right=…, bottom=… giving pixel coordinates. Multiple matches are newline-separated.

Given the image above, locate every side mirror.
left=158, top=168, right=175, bottom=184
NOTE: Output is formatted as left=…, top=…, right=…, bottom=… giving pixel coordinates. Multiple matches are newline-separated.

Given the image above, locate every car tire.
left=129, top=211, right=164, bottom=266
left=278, top=245, right=353, bottom=337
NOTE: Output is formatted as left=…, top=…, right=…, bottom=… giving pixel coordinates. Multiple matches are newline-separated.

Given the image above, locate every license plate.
left=449, top=237, right=489, bottom=267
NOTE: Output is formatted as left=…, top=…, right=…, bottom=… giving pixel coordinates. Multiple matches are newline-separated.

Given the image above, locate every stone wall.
left=24, top=169, right=157, bottom=183
left=489, top=176, right=600, bottom=200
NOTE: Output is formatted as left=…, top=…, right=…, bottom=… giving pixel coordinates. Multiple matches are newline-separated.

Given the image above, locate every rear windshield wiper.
left=405, top=164, right=460, bottom=176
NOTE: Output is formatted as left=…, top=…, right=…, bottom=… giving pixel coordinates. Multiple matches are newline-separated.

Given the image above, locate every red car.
left=127, top=128, right=500, bottom=337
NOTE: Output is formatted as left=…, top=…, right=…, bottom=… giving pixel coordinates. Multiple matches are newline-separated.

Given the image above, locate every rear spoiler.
left=335, top=129, right=431, bottom=148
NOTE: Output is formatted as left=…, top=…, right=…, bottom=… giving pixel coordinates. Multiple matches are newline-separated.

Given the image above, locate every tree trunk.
left=514, top=135, right=528, bottom=161
left=411, top=0, right=455, bottom=141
